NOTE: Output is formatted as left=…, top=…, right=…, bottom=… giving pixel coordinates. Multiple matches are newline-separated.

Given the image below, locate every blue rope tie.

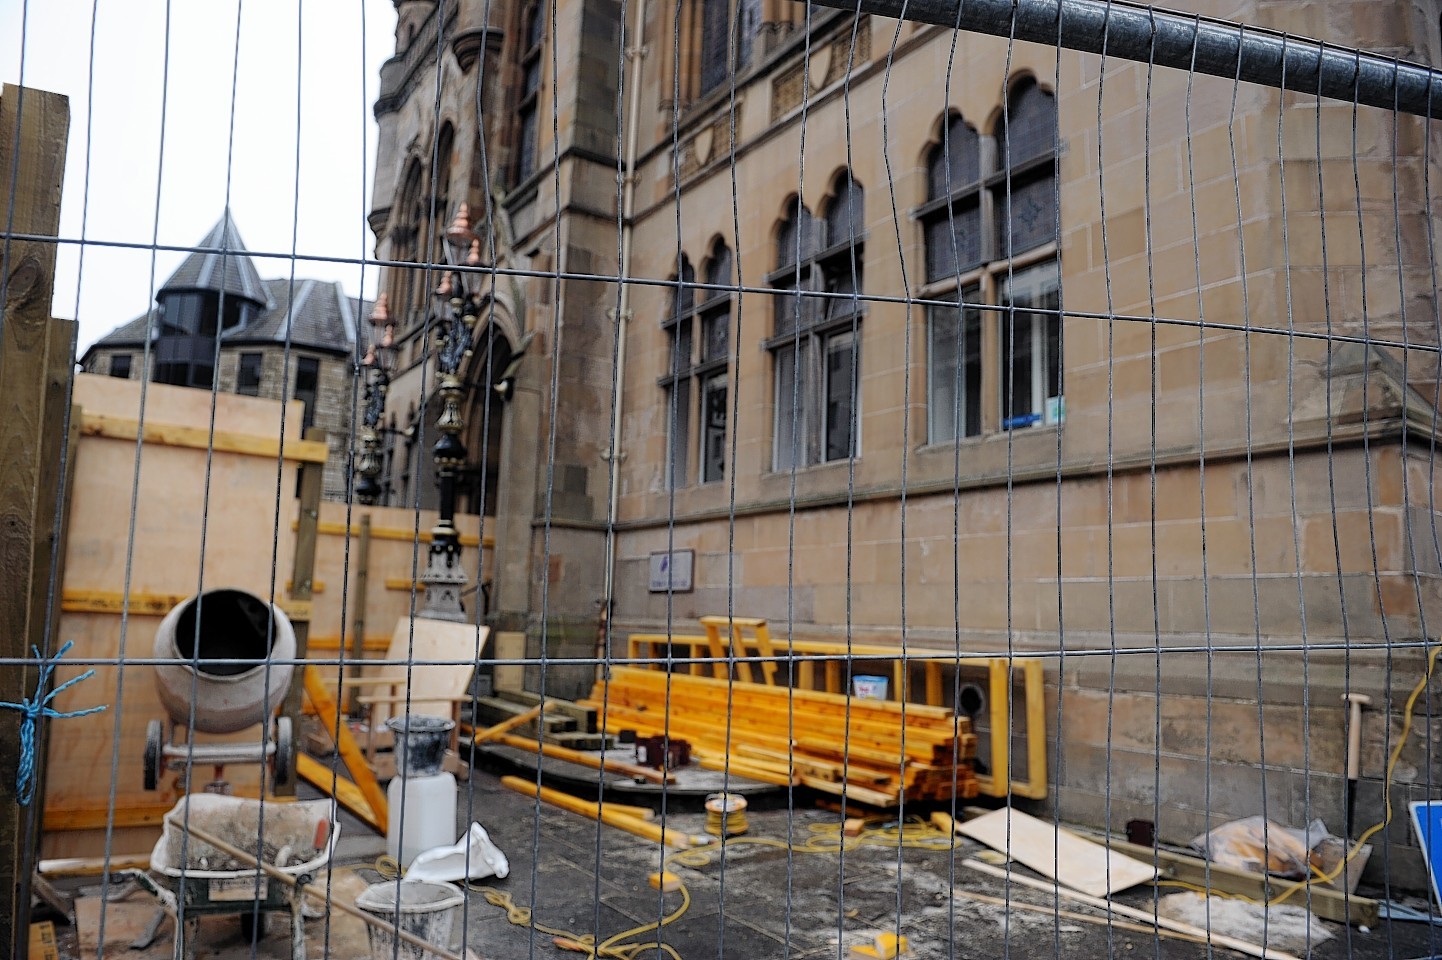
left=0, top=640, right=106, bottom=805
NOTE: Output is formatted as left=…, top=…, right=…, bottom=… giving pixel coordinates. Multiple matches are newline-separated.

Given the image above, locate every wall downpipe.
left=601, top=0, right=648, bottom=659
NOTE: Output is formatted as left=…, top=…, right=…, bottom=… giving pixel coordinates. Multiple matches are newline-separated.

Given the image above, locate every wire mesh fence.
left=5, top=0, right=1442, bottom=957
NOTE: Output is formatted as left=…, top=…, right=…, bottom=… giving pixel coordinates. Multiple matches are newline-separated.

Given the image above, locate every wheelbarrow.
left=122, top=794, right=338, bottom=960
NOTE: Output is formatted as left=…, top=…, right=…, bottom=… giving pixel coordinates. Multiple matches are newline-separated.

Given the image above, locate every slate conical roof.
left=159, top=209, right=268, bottom=306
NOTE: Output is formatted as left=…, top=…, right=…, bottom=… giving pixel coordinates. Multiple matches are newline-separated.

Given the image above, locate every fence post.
left=0, top=82, right=70, bottom=960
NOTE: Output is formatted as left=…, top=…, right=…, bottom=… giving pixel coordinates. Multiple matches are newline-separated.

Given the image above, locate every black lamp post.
left=355, top=294, right=398, bottom=506
left=419, top=203, right=484, bottom=621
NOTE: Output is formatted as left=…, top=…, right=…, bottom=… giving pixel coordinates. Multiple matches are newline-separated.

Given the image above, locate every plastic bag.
left=405, top=822, right=510, bottom=882
left=1190, top=817, right=1336, bottom=880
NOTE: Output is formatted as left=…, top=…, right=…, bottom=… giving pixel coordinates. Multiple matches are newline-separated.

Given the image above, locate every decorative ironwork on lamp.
left=355, top=294, right=398, bottom=506
left=419, top=203, right=484, bottom=621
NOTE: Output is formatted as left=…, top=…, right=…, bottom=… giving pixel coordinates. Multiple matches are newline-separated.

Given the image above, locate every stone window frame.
left=236, top=351, right=264, bottom=396
left=917, top=78, right=1062, bottom=444
left=671, top=0, right=763, bottom=104
left=514, top=0, right=546, bottom=185
left=766, top=169, right=866, bottom=472
left=109, top=353, right=133, bottom=380
left=660, top=239, right=734, bottom=488
left=293, top=355, right=321, bottom=433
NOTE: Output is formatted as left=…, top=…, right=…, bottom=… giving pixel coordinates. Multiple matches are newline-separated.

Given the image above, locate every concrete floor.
left=58, top=759, right=1442, bottom=960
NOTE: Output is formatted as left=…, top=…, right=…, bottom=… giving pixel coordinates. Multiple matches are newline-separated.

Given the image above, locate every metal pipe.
left=798, top=0, right=1442, bottom=118
left=602, top=0, right=649, bottom=638
left=1342, top=692, right=1371, bottom=837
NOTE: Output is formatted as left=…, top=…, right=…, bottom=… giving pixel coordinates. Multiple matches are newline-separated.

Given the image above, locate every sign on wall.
left=648, top=550, right=694, bottom=593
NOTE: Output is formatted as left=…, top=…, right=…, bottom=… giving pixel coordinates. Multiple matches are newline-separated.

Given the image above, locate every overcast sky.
left=1, top=0, right=397, bottom=352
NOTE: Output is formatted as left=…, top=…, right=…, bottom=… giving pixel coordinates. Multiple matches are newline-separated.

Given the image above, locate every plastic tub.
left=354, top=879, right=465, bottom=960
left=851, top=675, right=889, bottom=700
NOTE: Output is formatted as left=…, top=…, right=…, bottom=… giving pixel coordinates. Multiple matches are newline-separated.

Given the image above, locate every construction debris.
left=847, top=931, right=909, bottom=960
left=962, top=859, right=1301, bottom=960
left=1156, top=892, right=1334, bottom=955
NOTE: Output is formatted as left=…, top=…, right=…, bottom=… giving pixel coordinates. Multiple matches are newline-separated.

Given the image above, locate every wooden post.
left=277, top=427, right=325, bottom=795
left=24, top=330, right=77, bottom=910
left=0, top=82, right=69, bottom=960
left=345, top=513, right=371, bottom=715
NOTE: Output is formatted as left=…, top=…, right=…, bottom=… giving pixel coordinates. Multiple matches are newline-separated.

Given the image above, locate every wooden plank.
left=61, top=589, right=195, bottom=616
left=956, top=807, right=1156, bottom=897
left=295, top=753, right=383, bottom=833
left=798, top=775, right=898, bottom=807
left=962, top=859, right=1298, bottom=960
left=360, top=617, right=490, bottom=729
left=41, top=802, right=174, bottom=832
left=346, top=514, right=372, bottom=714
left=696, top=757, right=797, bottom=787
left=26, top=321, right=77, bottom=891
left=607, top=666, right=958, bottom=721
left=459, top=703, right=544, bottom=744
left=303, top=666, right=388, bottom=827
left=499, top=777, right=698, bottom=848
left=62, top=589, right=310, bottom=622
left=493, top=631, right=527, bottom=694
left=301, top=518, right=490, bottom=548
left=0, top=81, right=69, bottom=960
left=491, top=733, right=673, bottom=784
left=37, top=856, right=150, bottom=877
left=78, top=411, right=329, bottom=462
left=306, top=635, right=391, bottom=652
left=277, top=429, right=324, bottom=796
left=494, top=689, right=597, bottom=732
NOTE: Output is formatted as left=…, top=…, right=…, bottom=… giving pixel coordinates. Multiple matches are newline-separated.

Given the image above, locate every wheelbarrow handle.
left=179, top=822, right=472, bottom=960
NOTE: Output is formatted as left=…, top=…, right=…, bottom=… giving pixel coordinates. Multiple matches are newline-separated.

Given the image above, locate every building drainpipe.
left=601, top=0, right=648, bottom=667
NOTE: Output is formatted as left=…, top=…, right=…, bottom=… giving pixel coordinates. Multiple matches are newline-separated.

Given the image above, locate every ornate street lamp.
left=419, top=203, right=484, bottom=621
left=355, top=294, right=398, bottom=506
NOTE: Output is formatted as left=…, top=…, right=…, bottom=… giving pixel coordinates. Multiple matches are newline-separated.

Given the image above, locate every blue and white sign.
left=648, top=550, right=694, bottom=593
left=1410, top=800, right=1442, bottom=910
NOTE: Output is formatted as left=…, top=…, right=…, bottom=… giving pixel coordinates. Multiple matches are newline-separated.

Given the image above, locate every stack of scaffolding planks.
left=583, top=667, right=979, bottom=806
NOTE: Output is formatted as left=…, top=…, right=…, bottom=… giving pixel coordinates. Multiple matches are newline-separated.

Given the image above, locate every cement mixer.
left=142, top=589, right=296, bottom=793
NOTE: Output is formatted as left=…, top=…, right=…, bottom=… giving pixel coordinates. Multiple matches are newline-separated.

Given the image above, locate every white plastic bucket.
left=386, top=771, right=459, bottom=869
left=354, top=880, right=465, bottom=960
left=852, top=675, right=889, bottom=700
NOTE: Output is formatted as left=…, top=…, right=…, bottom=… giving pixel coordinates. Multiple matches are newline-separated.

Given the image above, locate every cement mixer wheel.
left=271, top=716, right=294, bottom=791
left=143, top=720, right=163, bottom=791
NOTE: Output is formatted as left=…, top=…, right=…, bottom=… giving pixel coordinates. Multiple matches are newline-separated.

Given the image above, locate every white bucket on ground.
left=354, top=879, right=465, bottom=960
left=852, top=675, right=889, bottom=700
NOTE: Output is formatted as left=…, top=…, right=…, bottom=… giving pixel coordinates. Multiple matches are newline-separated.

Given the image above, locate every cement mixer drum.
left=152, top=589, right=296, bottom=734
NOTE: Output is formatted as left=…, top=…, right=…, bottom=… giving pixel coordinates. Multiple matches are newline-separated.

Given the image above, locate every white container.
left=387, top=772, right=458, bottom=869
left=354, top=879, right=464, bottom=960
left=852, top=675, right=889, bottom=700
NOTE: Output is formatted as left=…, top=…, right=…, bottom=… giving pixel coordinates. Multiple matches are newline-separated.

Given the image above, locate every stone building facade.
left=366, top=0, right=1442, bottom=884
left=81, top=213, right=368, bottom=500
